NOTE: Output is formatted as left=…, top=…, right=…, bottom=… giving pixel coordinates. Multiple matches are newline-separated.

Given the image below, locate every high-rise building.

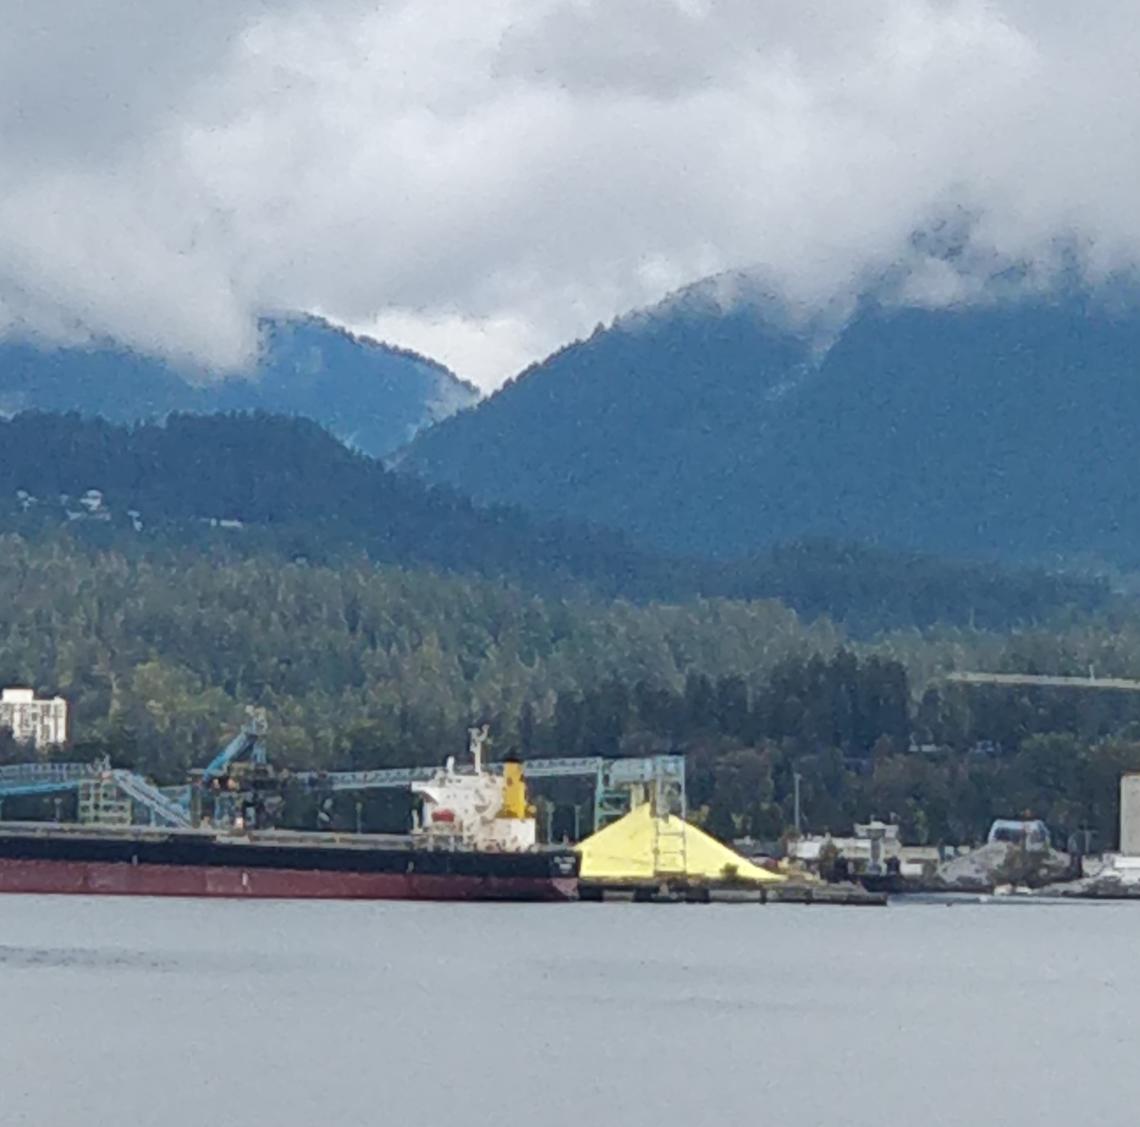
left=0, top=688, right=68, bottom=749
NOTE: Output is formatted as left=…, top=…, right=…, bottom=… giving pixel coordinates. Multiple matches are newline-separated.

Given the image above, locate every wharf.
left=578, top=880, right=887, bottom=906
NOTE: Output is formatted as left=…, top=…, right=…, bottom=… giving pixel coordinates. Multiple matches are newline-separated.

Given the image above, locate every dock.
left=578, top=880, right=887, bottom=906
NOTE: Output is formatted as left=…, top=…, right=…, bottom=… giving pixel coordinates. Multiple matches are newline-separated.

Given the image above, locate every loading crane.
left=200, top=709, right=268, bottom=782
left=0, top=713, right=270, bottom=828
left=0, top=711, right=686, bottom=836
left=0, top=712, right=280, bottom=830
left=295, top=753, right=686, bottom=830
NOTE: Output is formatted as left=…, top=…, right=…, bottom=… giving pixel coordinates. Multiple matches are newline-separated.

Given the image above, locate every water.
left=1, top=896, right=1138, bottom=1126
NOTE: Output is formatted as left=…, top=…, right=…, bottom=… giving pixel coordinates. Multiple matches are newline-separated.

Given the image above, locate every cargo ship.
left=0, top=728, right=578, bottom=902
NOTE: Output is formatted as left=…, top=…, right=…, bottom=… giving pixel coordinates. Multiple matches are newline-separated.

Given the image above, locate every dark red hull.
left=0, top=858, right=577, bottom=902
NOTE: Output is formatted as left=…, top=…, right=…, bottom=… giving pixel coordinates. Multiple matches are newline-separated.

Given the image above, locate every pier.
left=579, top=880, right=887, bottom=906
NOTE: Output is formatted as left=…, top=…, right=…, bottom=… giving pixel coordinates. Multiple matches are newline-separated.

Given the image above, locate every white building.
left=0, top=688, right=68, bottom=749
left=786, top=820, right=945, bottom=877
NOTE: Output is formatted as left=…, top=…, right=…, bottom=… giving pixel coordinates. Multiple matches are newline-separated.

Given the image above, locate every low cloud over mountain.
left=4, top=3, right=1140, bottom=387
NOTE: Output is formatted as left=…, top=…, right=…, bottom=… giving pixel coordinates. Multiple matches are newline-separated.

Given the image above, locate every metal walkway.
left=0, top=763, right=192, bottom=827
left=0, top=762, right=97, bottom=798
left=109, top=771, right=193, bottom=827
left=946, top=671, right=1140, bottom=691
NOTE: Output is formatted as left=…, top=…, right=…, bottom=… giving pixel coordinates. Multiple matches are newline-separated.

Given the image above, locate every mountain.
left=0, top=315, right=479, bottom=458
left=0, top=411, right=1109, bottom=631
left=399, top=285, right=1140, bottom=568
left=0, top=411, right=658, bottom=597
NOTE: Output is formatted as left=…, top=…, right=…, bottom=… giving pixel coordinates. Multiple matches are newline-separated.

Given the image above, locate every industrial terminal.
left=1, top=684, right=1140, bottom=904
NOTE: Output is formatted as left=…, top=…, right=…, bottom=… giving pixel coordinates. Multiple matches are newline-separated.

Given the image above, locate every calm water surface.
left=1, top=895, right=1138, bottom=1126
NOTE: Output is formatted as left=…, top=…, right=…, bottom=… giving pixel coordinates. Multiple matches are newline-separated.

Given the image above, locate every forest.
left=0, top=410, right=1111, bottom=631
left=4, top=530, right=1140, bottom=850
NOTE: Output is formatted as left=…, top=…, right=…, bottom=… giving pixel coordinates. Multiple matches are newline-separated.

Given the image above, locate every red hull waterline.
left=0, top=859, right=578, bottom=902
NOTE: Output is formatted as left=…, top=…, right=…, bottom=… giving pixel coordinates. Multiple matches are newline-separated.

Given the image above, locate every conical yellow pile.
left=576, top=803, right=784, bottom=884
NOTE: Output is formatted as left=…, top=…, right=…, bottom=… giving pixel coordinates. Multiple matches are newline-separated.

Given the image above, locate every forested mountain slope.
left=0, top=315, right=478, bottom=457
left=401, top=289, right=1140, bottom=567
left=0, top=411, right=1108, bottom=631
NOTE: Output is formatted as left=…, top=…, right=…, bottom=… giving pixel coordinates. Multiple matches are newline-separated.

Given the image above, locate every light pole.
left=793, top=772, right=803, bottom=835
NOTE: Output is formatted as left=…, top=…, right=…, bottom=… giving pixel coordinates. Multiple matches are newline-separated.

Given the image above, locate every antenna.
left=468, top=724, right=490, bottom=774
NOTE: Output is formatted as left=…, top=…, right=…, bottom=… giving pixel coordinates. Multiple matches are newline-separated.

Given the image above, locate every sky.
left=2, top=1, right=1140, bottom=391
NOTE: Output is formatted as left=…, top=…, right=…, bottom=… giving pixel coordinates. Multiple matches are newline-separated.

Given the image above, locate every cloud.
left=2, top=1, right=1140, bottom=388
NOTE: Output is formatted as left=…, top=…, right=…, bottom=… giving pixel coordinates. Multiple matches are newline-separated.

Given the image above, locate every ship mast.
left=469, top=724, right=489, bottom=774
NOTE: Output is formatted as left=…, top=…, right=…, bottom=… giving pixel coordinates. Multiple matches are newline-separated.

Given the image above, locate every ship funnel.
left=498, top=756, right=532, bottom=820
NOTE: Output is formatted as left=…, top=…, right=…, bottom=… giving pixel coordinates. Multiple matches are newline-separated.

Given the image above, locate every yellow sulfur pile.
left=576, top=802, right=784, bottom=884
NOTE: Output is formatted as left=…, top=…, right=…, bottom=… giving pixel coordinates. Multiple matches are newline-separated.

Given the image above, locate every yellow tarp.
left=576, top=803, right=784, bottom=884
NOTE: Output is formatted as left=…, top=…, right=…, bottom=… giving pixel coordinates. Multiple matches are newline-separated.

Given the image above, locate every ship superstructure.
left=411, top=726, right=537, bottom=851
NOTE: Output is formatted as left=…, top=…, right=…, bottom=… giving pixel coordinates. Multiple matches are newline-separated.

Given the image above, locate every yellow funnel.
left=576, top=803, right=784, bottom=884
left=497, top=759, right=532, bottom=819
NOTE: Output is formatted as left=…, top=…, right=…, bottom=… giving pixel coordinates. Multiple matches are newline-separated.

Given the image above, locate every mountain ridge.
left=0, top=313, right=480, bottom=458
left=400, top=284, right=1140, bottom=568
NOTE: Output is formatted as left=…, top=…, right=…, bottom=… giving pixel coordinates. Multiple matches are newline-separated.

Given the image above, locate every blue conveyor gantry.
left=0, top=722, right=686, bottom=832
left=0, top=762, right=192, bottom=827
left=294, top=754, right=687, bottom=828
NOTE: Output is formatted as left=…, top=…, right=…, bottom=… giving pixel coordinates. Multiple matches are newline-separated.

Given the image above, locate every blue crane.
left=200, top=709, right=268, bottom=783
left=0, top=709, right=686, bottom=835
left=0, top=711, right=268, bottom=829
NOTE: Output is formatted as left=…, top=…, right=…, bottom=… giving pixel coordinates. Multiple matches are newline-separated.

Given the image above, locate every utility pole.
left=793, top=772, right=803, bottom=835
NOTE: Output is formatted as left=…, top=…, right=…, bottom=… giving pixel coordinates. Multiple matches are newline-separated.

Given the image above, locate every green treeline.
left=4, top=533, right=1140, bottom=849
